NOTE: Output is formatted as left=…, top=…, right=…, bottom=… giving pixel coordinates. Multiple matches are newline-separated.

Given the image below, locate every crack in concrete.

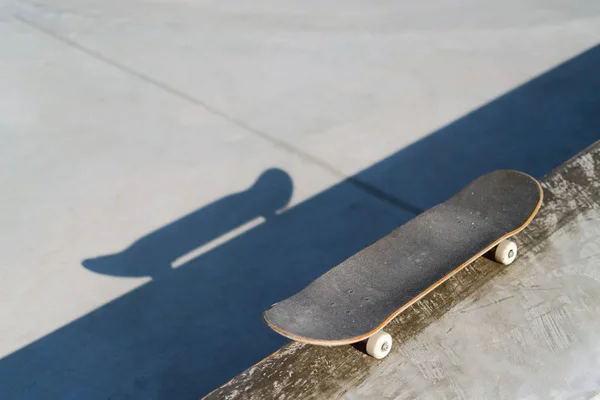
left=14, top=13, right=424, bottom=216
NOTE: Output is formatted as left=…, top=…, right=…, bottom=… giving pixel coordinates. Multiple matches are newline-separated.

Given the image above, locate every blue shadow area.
left=1, top=45, right=599, bottom=399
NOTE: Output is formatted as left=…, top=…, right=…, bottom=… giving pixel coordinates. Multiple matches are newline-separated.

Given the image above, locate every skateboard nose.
left=252, top=169, right=293, bottom=214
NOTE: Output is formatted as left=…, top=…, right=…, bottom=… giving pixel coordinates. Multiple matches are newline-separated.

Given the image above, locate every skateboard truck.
left=362, top=238, right=518, bottom=359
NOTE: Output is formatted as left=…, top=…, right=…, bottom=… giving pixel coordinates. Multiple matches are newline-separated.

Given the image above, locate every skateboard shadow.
left=82, top=168, right=294, bottom=280
left=1, top=45, right=599, bottom=399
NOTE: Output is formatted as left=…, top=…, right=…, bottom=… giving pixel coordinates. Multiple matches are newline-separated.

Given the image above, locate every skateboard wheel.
left=495, top=240, right=517, bottom=265
left=366, top=330, right=392, bottom=359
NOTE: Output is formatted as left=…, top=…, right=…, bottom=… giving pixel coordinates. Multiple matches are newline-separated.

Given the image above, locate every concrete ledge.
left=207, top=140, right=600, bottom=399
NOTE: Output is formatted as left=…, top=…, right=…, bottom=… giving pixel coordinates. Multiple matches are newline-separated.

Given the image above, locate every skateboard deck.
left=263, top=170, right=542, bottom=347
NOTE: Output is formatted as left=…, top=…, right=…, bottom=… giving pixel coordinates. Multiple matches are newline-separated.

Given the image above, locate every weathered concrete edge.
left=205, top=141, right=600, bottom=400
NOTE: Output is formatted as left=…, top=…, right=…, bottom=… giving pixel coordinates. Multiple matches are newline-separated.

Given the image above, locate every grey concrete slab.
left=9, top=0, right=600, bottom=180
left=206, top=141, right=600, bottom=399
left=345, top=208, right=600, bottom=399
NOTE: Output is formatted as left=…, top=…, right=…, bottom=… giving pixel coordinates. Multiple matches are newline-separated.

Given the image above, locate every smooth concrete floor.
left=1, top=1, right=600, bottom=398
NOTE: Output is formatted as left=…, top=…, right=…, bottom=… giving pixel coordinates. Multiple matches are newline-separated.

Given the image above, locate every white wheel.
left=495, top=240, right=517, bottom=265
left=366, top=330, right=392, bottom=359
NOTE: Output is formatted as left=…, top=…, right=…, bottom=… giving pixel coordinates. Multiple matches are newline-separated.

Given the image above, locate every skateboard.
left=263, top=170, right=543, bottom=359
